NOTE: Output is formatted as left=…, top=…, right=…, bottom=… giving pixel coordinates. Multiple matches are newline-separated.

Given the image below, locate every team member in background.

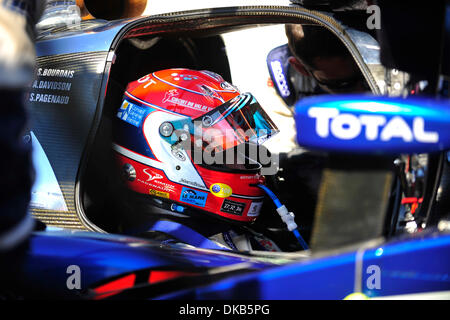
left=257, top=24, right=371, bottom=246
left=285, top=23, right=369, bottom=94
left=0, top=0, right=46, bottom=290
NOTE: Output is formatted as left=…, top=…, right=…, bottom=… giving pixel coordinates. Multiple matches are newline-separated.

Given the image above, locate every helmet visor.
left=192, top=93, right=279, bottom=152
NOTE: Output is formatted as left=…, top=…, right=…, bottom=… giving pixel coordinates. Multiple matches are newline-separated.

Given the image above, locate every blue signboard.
left=294, top=95, right=450, bottom=154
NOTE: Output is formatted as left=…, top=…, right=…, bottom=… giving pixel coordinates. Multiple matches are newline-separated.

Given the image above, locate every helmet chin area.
left=194, top=143, right=263, bottom=173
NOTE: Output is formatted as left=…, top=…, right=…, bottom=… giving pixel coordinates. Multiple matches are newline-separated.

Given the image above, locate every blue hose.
left=256, top=184, right=283, bottom=209
left=293, top=229, right=309, bottom=251
left=256, top=184, right=309, bottom=251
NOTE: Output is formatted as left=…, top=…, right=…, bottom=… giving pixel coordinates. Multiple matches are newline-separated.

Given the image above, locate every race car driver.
left=111, top=68, right=304, bottom=252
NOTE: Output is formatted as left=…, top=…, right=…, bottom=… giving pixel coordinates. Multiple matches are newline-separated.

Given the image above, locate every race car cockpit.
left=26, top=1, right=445, bottom=257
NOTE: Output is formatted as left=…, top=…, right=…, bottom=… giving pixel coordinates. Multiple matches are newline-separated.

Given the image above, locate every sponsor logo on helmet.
left=180, top=178, right=205, bottom=189
left=210, top=183, right=232, bottom=198
left=170, top=72, right=199, bottom=81
left=149, top=189, right=170, bottom=199
left=171, top=149, right=186, bottom=161
left=180, top=187, right=208, bottom=207
left=163, top=88, right=212, bottom=112
left=137, top=169, right=175, bottom=192
left=248, top=201, right=263, bottom=217
left=202, top=115, right=213, bottom=127
left=117, top=100, right=146, bottom=127
left=220, top=81, right=239, bottom=92
left=162, top=89, right=180, bottom=103
left=220, top=199, right=246, bottom=216
left=143, top=168, right=163, bottom=182
left=139, top=180, right=175, bottom=193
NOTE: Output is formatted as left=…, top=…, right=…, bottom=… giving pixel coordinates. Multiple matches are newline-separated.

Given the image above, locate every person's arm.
left=0, top=0, right=46, bottom=278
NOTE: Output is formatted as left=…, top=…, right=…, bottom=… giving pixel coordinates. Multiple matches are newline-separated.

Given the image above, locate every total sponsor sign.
left=295, top=95, right=450, bottom=154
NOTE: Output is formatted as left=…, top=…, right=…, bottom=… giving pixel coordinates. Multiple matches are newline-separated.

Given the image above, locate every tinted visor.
left=192, top=93, right=279, bottom=152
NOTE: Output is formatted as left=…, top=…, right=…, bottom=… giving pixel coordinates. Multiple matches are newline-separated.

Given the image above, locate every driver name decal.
left=29, top=68, right=75, bottom=105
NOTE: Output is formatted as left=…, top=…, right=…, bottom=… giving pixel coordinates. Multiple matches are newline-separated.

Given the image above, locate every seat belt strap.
left=148, top=220, right=231, bottom=251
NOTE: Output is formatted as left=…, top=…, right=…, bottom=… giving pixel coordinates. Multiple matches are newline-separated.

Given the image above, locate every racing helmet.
left=113, top=68, right=278, bottom=223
